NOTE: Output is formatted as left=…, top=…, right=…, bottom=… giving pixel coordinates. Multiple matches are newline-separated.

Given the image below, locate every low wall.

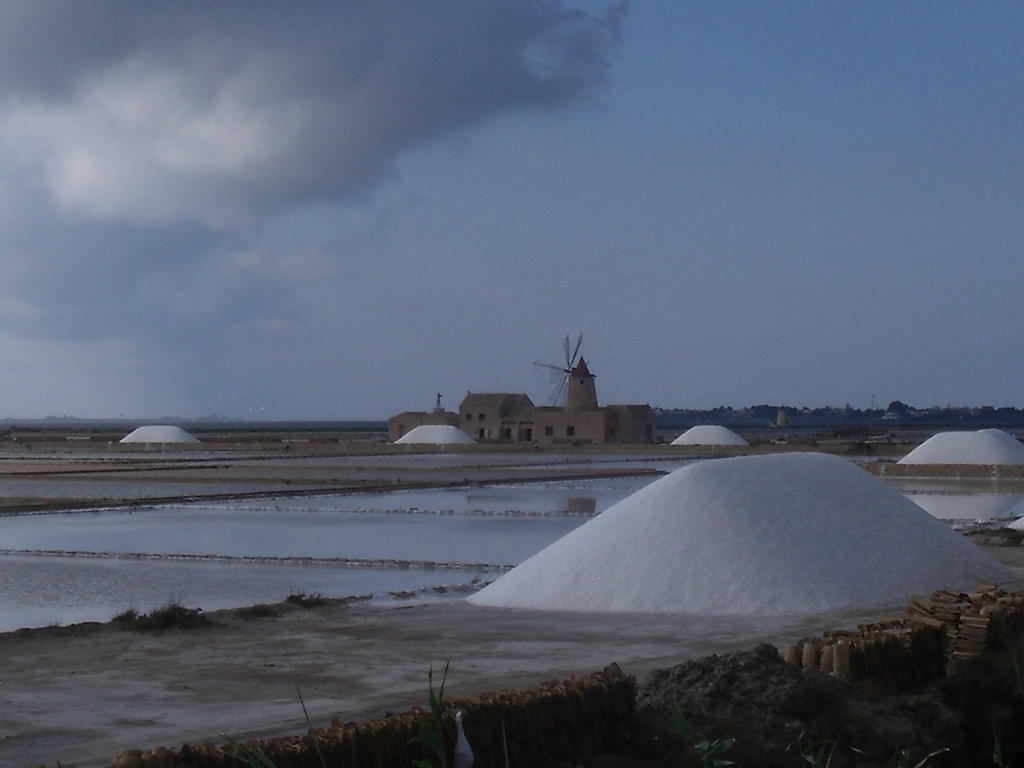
left=863, top=462, right=1024, bottom=479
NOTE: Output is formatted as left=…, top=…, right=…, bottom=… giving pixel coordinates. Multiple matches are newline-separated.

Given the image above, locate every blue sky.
left=0, top=2, right=1020, bottom=418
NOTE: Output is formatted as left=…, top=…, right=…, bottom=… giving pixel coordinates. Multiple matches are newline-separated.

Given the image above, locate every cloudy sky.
left=0, top=2, right=1021, bottom=419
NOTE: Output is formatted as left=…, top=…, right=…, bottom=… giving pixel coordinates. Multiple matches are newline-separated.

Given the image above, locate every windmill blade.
left=568, top=333, right=583, bottom=369
left=533, top=361, right=568, bottom=373
left=552, top=373, right=569, bottom=405
left=563, top=334, right=571, bottom=368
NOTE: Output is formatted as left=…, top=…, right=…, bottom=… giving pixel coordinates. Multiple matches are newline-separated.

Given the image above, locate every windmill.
left=534, top=333, right=584, bottom=406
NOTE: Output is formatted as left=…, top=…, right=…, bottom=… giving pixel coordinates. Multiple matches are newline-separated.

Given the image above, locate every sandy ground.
left=0, top=597, right=896, bottom=768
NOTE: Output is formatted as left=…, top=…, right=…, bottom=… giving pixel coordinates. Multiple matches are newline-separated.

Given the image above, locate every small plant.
left=993, top=728, right=1009, bottom=768
left=223, top=737, right=277, bottom=768
left=412, top=661, right=451, bottom=768
left=671, top=701, right=736, bottom=767
left=112, top=603, right=207, bottom=632
left=787, top=729, right=839, bottom=767
left=286, top=592, right=328, bottom=608
left=294, top=683, right=328, bottom=768
left=1012, top=650, right=1024, bottom=700
left=886, top=745, right=950, bottom=768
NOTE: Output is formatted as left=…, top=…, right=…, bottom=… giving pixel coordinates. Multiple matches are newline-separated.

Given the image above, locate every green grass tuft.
left=112, top=603, right=208, bottom=632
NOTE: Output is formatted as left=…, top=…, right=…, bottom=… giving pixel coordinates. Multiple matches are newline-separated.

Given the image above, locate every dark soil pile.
left=609, top=643, right=1024, bottom=768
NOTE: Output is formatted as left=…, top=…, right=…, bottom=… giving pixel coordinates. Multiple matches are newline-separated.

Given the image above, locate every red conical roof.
left=571, top=358, right=594, bottom=378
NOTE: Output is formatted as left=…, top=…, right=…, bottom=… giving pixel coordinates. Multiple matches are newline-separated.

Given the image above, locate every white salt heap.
left=394, top=424, right=475, bottom=445
left=469, top=453, right=1012, bottom=615
left=671, top=425, right=748, bottom=446
left=1005, top=499, right=1024, bottom=529
left=898, top=429, right=1024, bottom=465
left=120, top=425, right=200, bottom=444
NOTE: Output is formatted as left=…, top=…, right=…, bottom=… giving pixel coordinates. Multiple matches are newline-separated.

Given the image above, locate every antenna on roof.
left=533, top=333, right=583, bottom=405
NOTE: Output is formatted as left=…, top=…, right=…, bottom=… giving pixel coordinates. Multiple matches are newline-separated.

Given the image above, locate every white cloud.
left=0, top=1, right=623, bottom=228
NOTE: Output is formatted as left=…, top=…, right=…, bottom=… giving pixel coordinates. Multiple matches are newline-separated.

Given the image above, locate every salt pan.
left=469, top=453, right=1012, bottom=615
left=898, top=429, right=1024, bottom=465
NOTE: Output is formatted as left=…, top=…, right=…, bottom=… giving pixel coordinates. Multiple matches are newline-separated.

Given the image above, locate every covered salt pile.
left=898, top=429, right=1024, bottom=465
left=671, top=425, right=748, bottom=446
left=394, top=424, right=475, bottom=445
left=120, top=425, right=200, bottom=444
left=469, top=453, right=1011, bottom=615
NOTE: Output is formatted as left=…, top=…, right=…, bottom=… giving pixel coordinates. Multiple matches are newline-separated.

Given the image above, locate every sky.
left=0, top=1, right=1021, bottom=419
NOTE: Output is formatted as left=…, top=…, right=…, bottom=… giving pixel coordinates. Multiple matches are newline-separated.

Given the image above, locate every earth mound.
left=468, top=453, right=1011, bottom=615
left=632, top=644, right=966, bottom=768
left=671, top=425, right=748, bottom=446
left=898, top=429, right=1024, bottom=465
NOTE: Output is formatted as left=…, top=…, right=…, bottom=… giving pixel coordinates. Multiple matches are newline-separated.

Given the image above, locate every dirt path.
left=0, top=598, right=885, bottom=768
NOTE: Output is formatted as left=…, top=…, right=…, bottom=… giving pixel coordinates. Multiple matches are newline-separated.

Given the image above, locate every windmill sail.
left=533, top=333, right=584, bottom=406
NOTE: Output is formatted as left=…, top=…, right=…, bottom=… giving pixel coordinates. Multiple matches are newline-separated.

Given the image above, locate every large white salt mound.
left=671, top=425, right=748, bottom=446
left=898, top=429, right=1024, bottom=465
left=394, top=425, right=475, bottom=445
left=120, top=425, right=200, bottom=444
left=469, top=453, right=1011, bottom=615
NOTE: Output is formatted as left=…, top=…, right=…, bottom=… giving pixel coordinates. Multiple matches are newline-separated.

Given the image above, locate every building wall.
left=603, top=405, right=657, bottom=443
left=433, top=392, right=656, bottom=444
left=459, top=394, right=534, bottom=442
left=460, top=406, right=500, bottom=441
left=532, top=407, right=606, bottom=444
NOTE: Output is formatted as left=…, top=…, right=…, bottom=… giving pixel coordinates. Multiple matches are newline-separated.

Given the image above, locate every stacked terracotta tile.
left=785, top=586, right=1024, bottom=688
left=907, top=585, right=1024, bottom=673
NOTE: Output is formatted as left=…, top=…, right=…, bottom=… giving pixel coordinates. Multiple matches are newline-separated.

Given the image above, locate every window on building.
left=544, top=425, right=553, bottom=436
left=478, top=428, right=485, bottom=439
left=465, top=413, right=472, bottom=420
left=478, top=413, right=485, bottom=420
left=502, top=427, right=512, bottom=439
left=567, top=425, right=575, bottom=436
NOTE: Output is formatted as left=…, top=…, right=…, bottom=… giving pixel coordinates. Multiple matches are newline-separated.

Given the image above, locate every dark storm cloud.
left=0, top=1, right=625, bottom=225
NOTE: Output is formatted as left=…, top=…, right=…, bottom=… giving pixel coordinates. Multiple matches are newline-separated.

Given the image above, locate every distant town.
left=4, top=401, right=1023, bottom=436
left=657, top=402, right=1024, bottom=432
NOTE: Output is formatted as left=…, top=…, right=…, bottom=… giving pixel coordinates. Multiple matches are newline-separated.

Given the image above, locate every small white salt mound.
left=1005, top=499, right=1024, bottom=528
left=671, top=425, right=748, bottom=446
left=120, top=425, right=200, bottom=444
left=394, top=425, right=475, bottom=445
left=469, top=453, right=1011, bottom=615
left=909, top=493, right=1024, bottom=522
left=899, top=429, right=1024, bottom=465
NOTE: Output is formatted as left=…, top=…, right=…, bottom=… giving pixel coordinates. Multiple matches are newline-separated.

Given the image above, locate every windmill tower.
left=534, top=333, right=598, bottom=410
left=565, top=357, right=598, bottom=411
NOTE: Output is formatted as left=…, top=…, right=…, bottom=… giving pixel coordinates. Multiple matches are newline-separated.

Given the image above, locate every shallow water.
left=1, top=469, right=1021, bottom=632
left=0, top=554, right=466, bottom=631
left=0, top=477, right=654, bottom=631
left=0, top=506, right=585, bottom=563
left=886, top=477, right=1024, bottom=522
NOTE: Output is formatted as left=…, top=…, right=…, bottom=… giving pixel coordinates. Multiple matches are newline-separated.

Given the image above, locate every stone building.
left=458, top=358, right=655, bottom=444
